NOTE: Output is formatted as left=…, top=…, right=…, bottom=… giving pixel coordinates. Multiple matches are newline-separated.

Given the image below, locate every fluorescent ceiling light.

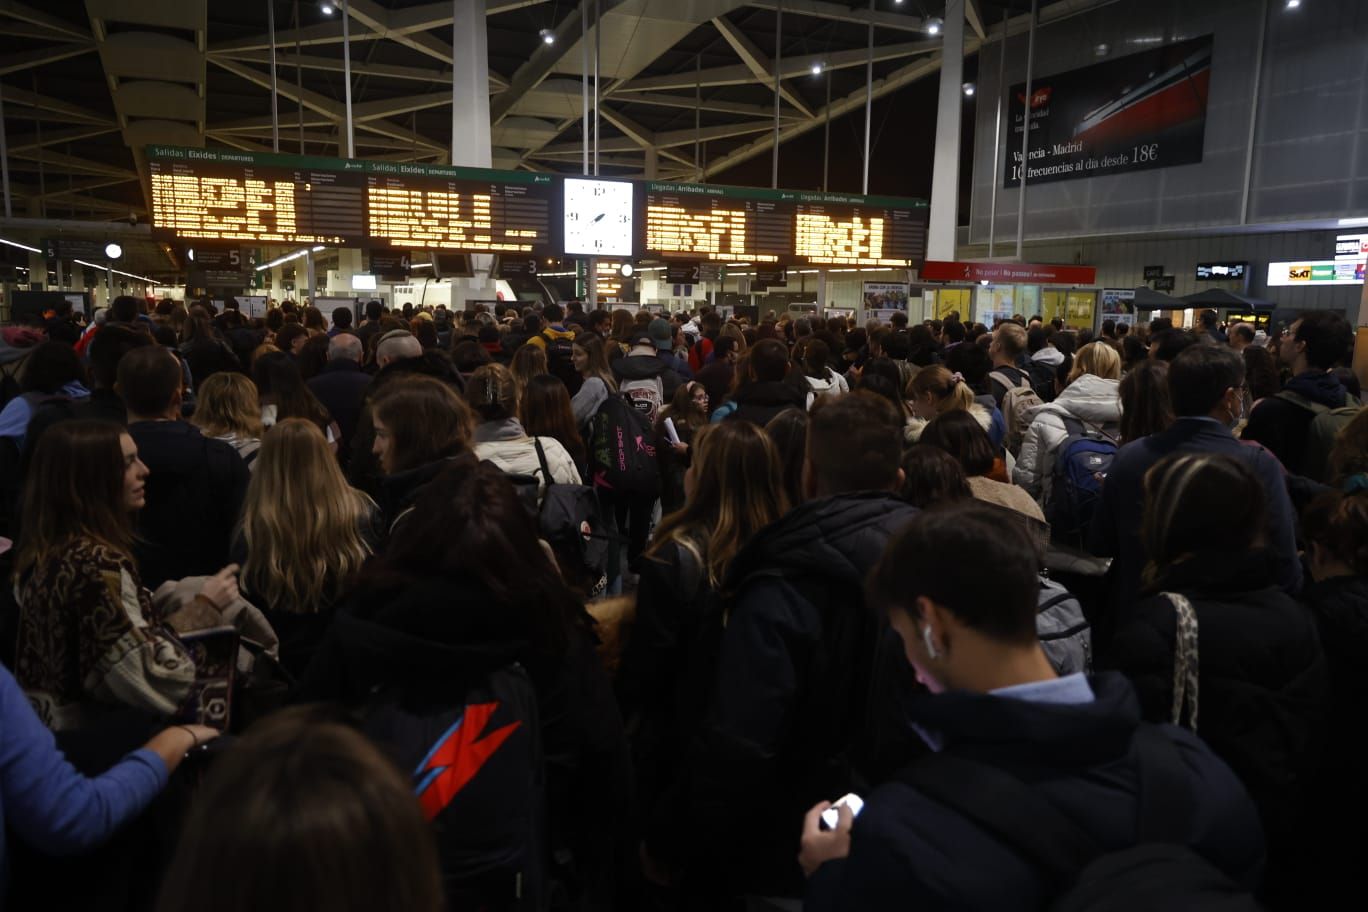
left=0, top=236, right=41, bottom=254
left=73, top=258, right=156, bottom=283
left=1338, top=217, right=1368, bottom=226
left=257, top=245, right=327, bottom=271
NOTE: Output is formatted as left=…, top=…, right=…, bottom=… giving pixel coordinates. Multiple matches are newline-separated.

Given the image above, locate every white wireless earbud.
left=922, top=625, right=939, bottom=660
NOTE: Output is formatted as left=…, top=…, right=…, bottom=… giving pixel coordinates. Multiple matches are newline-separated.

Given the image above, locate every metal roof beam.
left=0, top=41, right=97, bottom=76
left=965, top=0, right=987, bottom=40
left=746, top=0, right=928, bottom=34
left=5, top=125, right=119, bottom=154
left=614, top=91, right=804, bottom=121
left=710, top=15, right=813, bottom=118
left=0, top=0, right=92, bottom=40
left=492, top=0, right=625, bottom=123
left=0, top=86, right=115, bottom=126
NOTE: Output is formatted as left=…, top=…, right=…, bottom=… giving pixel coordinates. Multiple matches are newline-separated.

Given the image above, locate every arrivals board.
left=147, top=146, right=558, bottom=255
left=640, top=182, right=928, bottom=268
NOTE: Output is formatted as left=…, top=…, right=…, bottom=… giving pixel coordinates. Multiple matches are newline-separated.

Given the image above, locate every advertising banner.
left=922, top=261, right=1097, bottom=285
left=1100, top=288, right=1136, bottom=316
left=1005, top=35, right=1213, bottom=188
left=863, top=282, right=909, bottom=313
left=1266, top=260, right=1365, bottom=287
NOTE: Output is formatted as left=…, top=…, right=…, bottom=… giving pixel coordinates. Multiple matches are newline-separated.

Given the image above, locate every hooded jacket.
left=804, top=674, right=1265, bottom=911
left=1242, top=370, right=1353, bottom=477
left=1013, top=374, right=1122, bottom=502
left=723, top=379, right=807, bottom=428
left=296, top=574, right=630, bottom=908
left=1112, top=552, right=1327, bottom=886
left=611, top=350, right=682, bottom=402
left=804, top=368, right=850, bottom=405
left=687, top=492, right=920, bottom=897
left=472, top=418, right=582, bottom=497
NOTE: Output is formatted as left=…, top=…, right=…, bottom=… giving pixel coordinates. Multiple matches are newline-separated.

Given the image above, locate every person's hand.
left=197, top=564, right=240, bottom=611
left=671, top=441, right=689, bottom=455
left=799, top=801, right=853, bottom=877
left=145, top=724, right=222, bottom=773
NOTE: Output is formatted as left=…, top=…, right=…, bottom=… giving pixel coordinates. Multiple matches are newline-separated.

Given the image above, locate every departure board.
left=147, top=146, right=558, bottom=255
left=640, top=182, right=928, bottom=268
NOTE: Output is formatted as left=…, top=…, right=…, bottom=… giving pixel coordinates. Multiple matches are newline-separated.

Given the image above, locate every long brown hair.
left=193, top=372, right=264, bottom=440
left=372, top=376, right=474, bottom=473
left=647, top=421, right=789, bottom=587
left=155, top=707, right=443, bottom=912
left=520, top=374, right=585, bottom=468
left=239, top=419, right=374, bottom=612
left=660, top=380, right=707, bottom=431
left=573, top=334, right=616, bottom=391
left=16, top=420, right=135, bottom=578
left=510, top=345, right=547, bottom=407
left=1140, top=453, right=1265, bottom=588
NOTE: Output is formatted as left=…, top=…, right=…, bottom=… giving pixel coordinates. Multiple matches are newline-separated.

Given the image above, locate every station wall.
left=967, top=0, right=1368, bottom=243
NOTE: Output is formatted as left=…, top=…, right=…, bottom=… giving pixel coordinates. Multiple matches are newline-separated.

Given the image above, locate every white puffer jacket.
left=473, top=418, right=582, bottom=498
left=1012, top=373, right=1121, bottom=504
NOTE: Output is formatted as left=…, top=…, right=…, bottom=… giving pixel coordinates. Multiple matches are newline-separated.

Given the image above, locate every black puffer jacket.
left=685, top=492, right=919, bottom=898
left=1111, top=553, right=1328, bottom=896
left=1303, top=574, right=1368, bottom=887
left=806, top=674, right=1265, bottom=911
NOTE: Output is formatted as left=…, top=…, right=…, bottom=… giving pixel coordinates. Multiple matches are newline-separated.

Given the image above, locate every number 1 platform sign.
left=1004, top=34, right=1212, bottom=188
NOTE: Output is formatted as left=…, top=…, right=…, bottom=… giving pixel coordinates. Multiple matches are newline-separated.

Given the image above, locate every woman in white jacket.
left=802, top=340, right=849, bottom=408
left=465, top=363, right=582, bottom=499
left=1012, top=342, right=1122, bottom=505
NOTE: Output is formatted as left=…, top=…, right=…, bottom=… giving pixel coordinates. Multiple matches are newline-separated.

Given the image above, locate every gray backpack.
left=1038, top=576, right=1092, bottom=675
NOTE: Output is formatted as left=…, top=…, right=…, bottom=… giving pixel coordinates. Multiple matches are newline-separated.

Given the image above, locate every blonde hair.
left=907, top=365, right=977, bottom=415
left=239, top=419, right=373, bottom=612
left=250, top=342, right=281, bottom=370
left=1068, top=341, right=1122, bottom=385
left=510, top=345, right=547, bottom=407
left=193, top=372, right=264, bottom=440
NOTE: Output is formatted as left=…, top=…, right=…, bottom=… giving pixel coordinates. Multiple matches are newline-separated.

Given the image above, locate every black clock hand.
left=594, top=213, right=605, bottom=222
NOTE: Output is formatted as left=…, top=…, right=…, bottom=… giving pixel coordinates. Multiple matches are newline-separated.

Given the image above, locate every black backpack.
left=361, top=663, right=548, bottom=911
left=898, top=726, right=1259, bottom=912
left=1027, top=359, right=1059, bottom=402
left=530, top=439, right=608, bottom=579
left=587, top=393, right=661, bottom=497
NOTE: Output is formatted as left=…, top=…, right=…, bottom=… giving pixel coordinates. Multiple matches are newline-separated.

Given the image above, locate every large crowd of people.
left=0, top=293, right=1362, bottom=911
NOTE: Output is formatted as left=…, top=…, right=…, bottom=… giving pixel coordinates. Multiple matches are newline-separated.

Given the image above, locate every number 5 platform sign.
left=1004, top=34, right=1212, bottom=188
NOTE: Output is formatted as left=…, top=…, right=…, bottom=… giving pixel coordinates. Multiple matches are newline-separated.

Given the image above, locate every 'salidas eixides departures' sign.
left=1004, top=34, right=1213, bottom=188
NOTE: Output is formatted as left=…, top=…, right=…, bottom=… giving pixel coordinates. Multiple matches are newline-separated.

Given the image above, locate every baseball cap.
left=648, top=318, right=673, bottom=351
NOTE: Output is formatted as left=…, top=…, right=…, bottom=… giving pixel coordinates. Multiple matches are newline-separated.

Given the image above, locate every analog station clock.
left=563, top=178, right=634, bottom=257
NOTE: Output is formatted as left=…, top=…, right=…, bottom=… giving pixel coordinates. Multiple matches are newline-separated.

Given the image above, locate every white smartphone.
left=820, top=793, right=864, bottom=830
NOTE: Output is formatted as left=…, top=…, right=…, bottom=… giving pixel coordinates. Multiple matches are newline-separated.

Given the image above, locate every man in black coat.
left=679, top=392, right=917, bottom=901
left=118, top=346, right=249, bottom=589
left=307, top=332, right=370, bottom=466
left=1089, top=344, right=1301, bottom=640
left=1241, top=310, right=1357, bottom=480
left=799, top=507, right=1264, bottom=911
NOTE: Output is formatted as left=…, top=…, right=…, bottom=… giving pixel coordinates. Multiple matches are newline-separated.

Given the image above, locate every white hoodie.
left=1012, top=373, right=1121, bottom=503
left=1031, top=346, right=1066, bottom=367
left=805, top=368, right=850, bottom=409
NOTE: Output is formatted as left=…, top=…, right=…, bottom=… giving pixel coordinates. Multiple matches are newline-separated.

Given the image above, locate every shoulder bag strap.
left=532, top=437, right=554, bottom=484
left=896, top=752, right=1097, bottom=886
left=1162, top=592, right=1200, bottom=733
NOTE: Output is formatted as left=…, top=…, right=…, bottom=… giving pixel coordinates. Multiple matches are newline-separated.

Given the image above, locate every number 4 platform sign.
left=1004, top=34, right=1212, bottom=188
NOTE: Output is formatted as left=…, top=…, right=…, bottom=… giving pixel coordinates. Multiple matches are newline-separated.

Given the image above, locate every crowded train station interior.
left=0, top=0, right=1365, bottom=908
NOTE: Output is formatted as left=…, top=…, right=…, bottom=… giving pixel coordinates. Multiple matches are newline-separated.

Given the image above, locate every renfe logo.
left=1017, top=87, right=1052, bottom=109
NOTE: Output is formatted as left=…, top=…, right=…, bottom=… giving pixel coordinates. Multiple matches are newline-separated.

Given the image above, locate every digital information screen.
left=640, top=183, right=928, bottom=268
left=147, top=146, right=558, bottom=255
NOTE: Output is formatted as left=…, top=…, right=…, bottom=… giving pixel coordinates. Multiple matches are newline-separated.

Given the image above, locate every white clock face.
left=563, top=178, right=634, bottom=257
